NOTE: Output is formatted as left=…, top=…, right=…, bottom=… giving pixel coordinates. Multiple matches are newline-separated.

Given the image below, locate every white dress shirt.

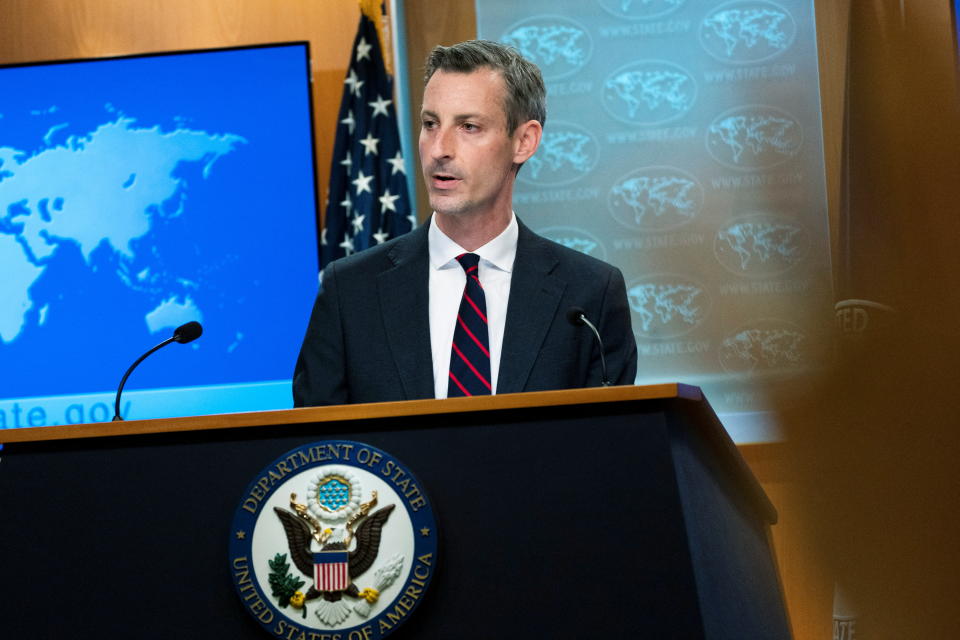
left=428, top=213, right=518, bottom=398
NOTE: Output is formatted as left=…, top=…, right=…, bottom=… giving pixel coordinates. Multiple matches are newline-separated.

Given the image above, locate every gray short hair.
left=424, top=39, right=547, bottom=134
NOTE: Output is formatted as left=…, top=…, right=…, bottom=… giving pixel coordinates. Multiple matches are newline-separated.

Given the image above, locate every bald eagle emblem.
left=271, top=467, right=404, bottom=626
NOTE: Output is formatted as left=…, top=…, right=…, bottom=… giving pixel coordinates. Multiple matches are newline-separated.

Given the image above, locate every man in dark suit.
left=293, top=40, right=636, bottom=406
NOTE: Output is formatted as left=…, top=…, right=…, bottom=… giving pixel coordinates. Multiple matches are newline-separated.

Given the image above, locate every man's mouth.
left=431, top=172, right=461, bottom=188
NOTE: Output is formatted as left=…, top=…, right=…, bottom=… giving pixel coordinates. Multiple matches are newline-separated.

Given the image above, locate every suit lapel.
left=497, top=222, right=566, bottom=393
left=377, top=225, right=435, bottom=399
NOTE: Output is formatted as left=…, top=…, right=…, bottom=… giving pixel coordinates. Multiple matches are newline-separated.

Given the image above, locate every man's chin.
left=429, top=196, right=472, bottom=218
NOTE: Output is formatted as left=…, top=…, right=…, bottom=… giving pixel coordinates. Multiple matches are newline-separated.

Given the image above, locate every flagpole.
left=388, top=0, right=418, bottom=213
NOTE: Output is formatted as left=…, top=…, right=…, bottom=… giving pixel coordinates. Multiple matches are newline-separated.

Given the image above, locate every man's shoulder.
left=519, top=222, right=624, bottom=278
left=325, top=224, right=427, bottom=278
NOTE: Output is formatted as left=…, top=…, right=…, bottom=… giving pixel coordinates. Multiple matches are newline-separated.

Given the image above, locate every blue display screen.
left=0, top=43, right=320, bottom=426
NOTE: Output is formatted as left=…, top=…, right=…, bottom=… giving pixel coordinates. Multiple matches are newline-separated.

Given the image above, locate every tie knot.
left=456, top=253, right=481, bottom=273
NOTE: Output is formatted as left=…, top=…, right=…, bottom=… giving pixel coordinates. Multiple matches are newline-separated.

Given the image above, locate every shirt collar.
left=428, top=212, right=518, bottom=273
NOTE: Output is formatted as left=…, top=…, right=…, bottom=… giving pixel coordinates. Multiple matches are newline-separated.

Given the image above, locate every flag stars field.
left=355, top=36, right=372, bottom=62
left=352, top=214, right=366, bottom=234
left=340, top=110, right=356, bottom=134
left=352, top=170, right=373, bottom=195
left=359, top=132, right=380, bottom=155
left=319, top=8, right=413, bottom=268
left=379, top=189, right=399, bottom=212
left=387, top=151, right=405, bottom=175
left=369, top=95, right=392, bottom=118
left=344, top=69, right=363, bottom=97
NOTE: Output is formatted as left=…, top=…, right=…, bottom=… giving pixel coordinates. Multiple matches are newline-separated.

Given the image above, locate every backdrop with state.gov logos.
left=476, top=0, right=831, bottom=441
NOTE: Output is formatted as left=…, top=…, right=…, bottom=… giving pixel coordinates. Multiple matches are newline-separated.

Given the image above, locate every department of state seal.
left=229, top=441, right=438, bottom=638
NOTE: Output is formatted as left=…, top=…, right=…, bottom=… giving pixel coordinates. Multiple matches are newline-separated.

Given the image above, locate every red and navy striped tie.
left=448, top=253, right=492, bottom=397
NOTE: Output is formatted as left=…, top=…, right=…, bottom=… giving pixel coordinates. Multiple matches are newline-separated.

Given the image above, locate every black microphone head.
left=172, top=321, right=203, bottom=344
left=566, top=306, right=586, bottom=326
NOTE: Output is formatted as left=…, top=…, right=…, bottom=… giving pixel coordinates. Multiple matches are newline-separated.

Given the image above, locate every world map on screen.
left=1, top=111, right=245, bottom=345
left=0, top=44, right=319, bottom=423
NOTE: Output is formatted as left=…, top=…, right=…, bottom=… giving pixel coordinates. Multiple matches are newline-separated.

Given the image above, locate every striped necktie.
left=448, top=253, right=492, bottom=397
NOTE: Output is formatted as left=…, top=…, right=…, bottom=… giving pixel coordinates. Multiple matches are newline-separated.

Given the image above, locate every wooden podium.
left=0, top=384, right=790, bottom=639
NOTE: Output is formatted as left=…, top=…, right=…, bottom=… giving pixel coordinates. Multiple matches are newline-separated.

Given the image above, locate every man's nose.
left=428, top=126, right=454, bottom=160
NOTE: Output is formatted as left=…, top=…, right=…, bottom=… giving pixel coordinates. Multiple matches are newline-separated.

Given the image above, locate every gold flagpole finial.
left=357, top=0, right=394, bottom=76
left=358, top=0, right=381, bottom=22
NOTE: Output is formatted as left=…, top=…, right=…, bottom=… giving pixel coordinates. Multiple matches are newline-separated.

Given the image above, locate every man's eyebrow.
left=420, top=109, right=488, bottom=122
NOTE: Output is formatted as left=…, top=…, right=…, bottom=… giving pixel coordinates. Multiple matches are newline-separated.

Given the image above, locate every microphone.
left=173, top=321, right=203, bottom=344
left=566, top=307, right=611, bottom=387
left=112, top=321, right=203, bottom=421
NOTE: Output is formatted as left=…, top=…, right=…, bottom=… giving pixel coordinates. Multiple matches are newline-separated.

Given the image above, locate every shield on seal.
left=314, top=550, right=350, bottom=591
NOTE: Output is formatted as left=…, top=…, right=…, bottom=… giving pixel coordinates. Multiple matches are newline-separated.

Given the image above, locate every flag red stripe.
left=315, top=562, right=349, bottom=591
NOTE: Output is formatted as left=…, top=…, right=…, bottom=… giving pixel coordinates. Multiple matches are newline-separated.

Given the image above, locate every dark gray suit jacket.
left=292, top=219, right=637, bottom=406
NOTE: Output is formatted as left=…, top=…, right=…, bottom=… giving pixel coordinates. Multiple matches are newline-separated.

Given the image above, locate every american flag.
left=314, top=550, right=351, bottom=591
left=320, top=7, right=414, bottom=269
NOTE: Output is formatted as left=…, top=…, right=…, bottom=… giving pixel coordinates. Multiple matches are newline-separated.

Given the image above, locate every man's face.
left=419, top=68, right=522, bottom=220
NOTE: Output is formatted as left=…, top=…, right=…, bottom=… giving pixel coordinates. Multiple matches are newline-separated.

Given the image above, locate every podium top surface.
left=0, top=383, right=701, bottom=445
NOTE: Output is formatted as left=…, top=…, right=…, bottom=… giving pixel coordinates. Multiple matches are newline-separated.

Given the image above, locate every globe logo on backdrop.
left=607, top=166, right=704, bottom=232
left=706, top=105, right=802, bottom=170
left=627, top=274, right=710, bottom=339
left=538, top=225, right=608, bottom=261
left=500, top=16, right=592, bottom=80
left=714, top=214, right=809, bottom=277
left=718, top=319, right=809, bottom=375
left=603, top=61, right=697, bottom=126
left=521, top=121, right=599, bottom=187
left=699, top=1, right=797, bottom=64
left=597, top=0, right=687, bottom=21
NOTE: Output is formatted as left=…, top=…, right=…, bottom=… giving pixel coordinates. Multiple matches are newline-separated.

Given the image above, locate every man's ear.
left=512, top=119, right=543, bottom=165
